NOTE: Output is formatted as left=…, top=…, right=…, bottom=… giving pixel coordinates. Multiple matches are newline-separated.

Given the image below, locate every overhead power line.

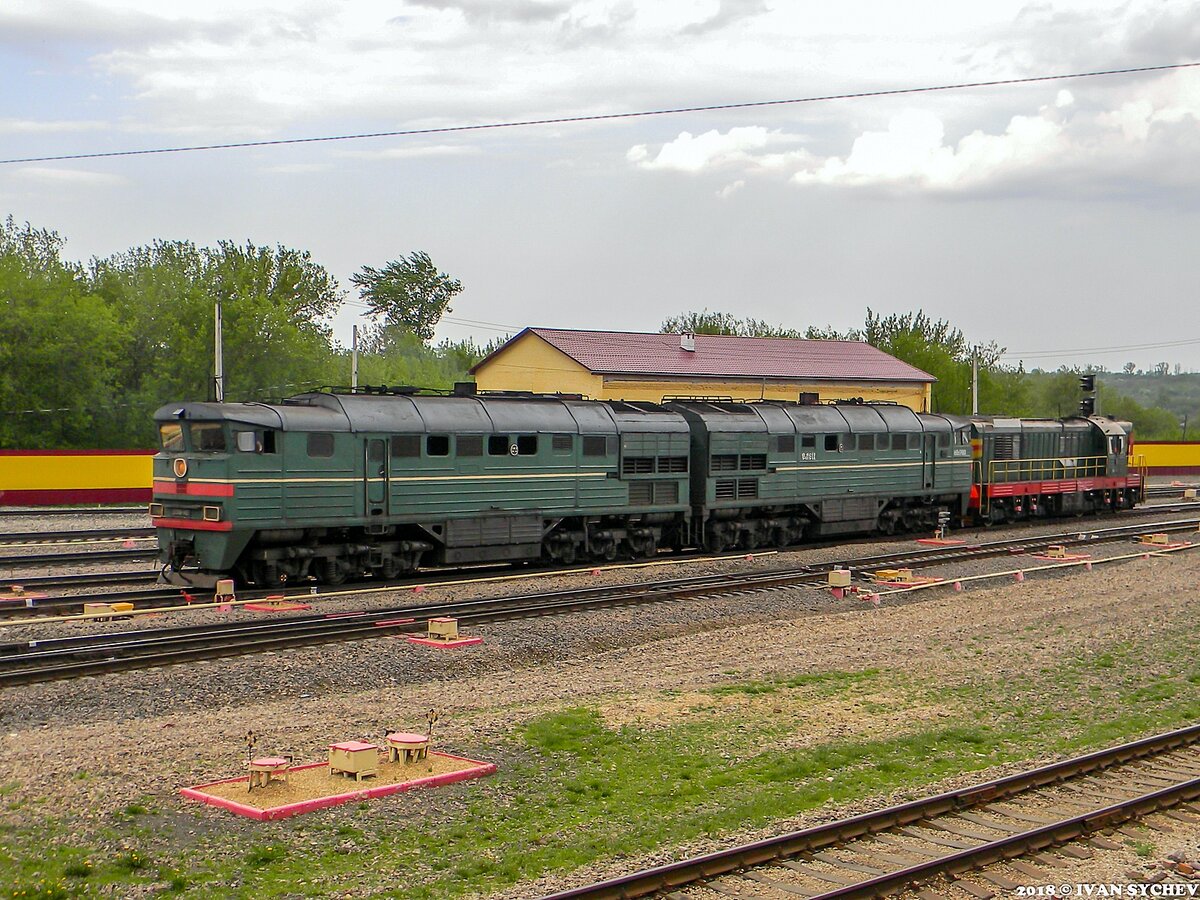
left=2, top=61, right=1198, bottom=166
left=1001, top=335, right=1200, bottom=359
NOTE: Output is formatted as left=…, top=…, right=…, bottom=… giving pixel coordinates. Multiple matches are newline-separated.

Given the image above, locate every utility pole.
left=214, top=300, right=225, bottom=402
left=971, top=353, right=979, bottom=415
left=351, top=324, right=360, bottom=391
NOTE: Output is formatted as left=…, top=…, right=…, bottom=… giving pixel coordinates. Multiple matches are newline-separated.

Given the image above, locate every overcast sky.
left=3, top=0, right=1200, bottom=372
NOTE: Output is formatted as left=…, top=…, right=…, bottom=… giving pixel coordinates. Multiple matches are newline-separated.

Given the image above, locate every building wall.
left=599, top=376, right=931, bottom=410
left=1136, top=441, right=1200, bottom=475
left=472, top=332, right=603, bottom=396
left=474, top=332, right=933, bottom=410
left=0, top=450, right=154, bottom=505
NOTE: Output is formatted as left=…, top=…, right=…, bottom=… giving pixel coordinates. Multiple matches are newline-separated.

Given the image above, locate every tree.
left=90, top=239, right=344, bottom=445
left=0, top=218, right=120, bottom=448
left=351, top=252, right=462, bottom=344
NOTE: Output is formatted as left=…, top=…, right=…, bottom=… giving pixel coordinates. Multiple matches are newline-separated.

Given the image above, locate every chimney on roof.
left=680, top=332, right=696, bottom=352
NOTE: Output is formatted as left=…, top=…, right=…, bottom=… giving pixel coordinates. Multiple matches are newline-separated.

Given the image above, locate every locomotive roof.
left=664, top=400, right=966, bottom=434
left=154, top=393, right=689, bottom=435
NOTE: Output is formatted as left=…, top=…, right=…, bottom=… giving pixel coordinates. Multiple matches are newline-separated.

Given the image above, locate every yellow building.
left=471, top=328, right=935, bottom=411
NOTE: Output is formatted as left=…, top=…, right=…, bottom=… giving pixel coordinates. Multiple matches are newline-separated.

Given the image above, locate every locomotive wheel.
left=558, top=543, right=577, bottom=566
left=319, top=558, right=347, bottom=585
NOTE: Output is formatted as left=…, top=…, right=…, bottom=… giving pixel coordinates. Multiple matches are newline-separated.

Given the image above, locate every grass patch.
left=707, top=668, right=880, bottom=697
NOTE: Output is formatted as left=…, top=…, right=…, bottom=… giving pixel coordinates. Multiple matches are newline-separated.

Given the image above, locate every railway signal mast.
left=1079, top=374, right=1096, bottom=416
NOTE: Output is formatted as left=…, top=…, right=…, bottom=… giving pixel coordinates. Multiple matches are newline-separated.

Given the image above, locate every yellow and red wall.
left=0, top=450, right=154, bottom=505
left=1136, top=442, right=1200, bottom=476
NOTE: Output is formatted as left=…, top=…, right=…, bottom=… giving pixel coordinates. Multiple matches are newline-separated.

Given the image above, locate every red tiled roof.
left=473, top=328, right=934, bottom=383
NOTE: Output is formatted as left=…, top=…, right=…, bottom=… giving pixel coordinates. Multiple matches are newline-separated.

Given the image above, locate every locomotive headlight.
left=202, top=506, right=222, bottom=522
left=173, top=458, right=188, bottom=478
left=148, top=503, right=165, bottom=518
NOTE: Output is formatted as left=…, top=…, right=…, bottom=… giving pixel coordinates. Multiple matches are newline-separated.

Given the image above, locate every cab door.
left=922, top=434, right=936, bottom=489
left=365, top=438, right=388, bottom=515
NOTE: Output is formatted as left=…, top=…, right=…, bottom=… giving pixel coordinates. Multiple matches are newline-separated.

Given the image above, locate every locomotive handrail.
left=982, top=453, right=1138, bottom=519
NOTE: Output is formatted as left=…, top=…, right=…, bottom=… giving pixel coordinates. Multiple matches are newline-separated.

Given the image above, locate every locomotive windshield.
left=158, top=423, right=184, bottom=451
left=189, top=422, right=228, bottom=452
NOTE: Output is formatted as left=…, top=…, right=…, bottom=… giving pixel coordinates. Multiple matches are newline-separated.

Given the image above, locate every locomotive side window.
left=890, top=434, right=907, bottom=450
left=582, top=435, right=609, bottom=457
left=427, top=435, right=450, bottom=457
left=824, top=435, right=840, bottom=452
left=857, top=434, right=876, bottom=451
left=159, top=423, right=184, bottom=451
left=307, top=432, right=334, bottom=458
left=800, top=434, right=816, bottom=449
left=235, top=430, right=276, bottom=453
left=517, top=435, right=538, bottom=455
left=552, top=434, right=573, bottom=454
left=457, top=435, right=483, bottom=457
left=775, top=435, right=795, bottom=453
left=190, top=423, right=227, bottom=452
left=488, top=435, right=509, bottom=456
left=391, top=435, right=420, bottom=458
left=937, top=433, right=950, bottom=448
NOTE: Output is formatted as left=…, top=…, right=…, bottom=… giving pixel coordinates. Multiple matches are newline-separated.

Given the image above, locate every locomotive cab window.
left=800, top=435, right=816, bottom=449
left=189, top=423, right=227, bottom=452
left=307, top=432, right=335, bottom=458
left=427, top=435, right=450, bottom=457
left=488, top=435, right=510, bottom=456
left=516, top=435, right=538, bottom=455
left=824, top=435, right=840, bottom=452
left=159, top=423, right=184, bottom=452
left=937, top=433, right=950, bottom=448
left=775, top=435, right=795, bottom=453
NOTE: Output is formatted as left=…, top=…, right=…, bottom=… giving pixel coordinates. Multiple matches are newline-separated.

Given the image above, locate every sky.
left=2, top=0, right=1200, bottom=372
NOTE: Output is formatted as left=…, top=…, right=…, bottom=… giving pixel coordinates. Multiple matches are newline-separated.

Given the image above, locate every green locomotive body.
left=152, top=391, right=690, bottom=587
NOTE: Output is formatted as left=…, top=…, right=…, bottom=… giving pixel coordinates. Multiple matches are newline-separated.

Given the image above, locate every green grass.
left=5, top=621, right=1200, bottom=898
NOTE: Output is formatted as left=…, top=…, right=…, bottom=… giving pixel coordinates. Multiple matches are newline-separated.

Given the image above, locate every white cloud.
left=9, top=167, right=126, bottom=187
left=340, top=144, right=483, bottom=160
left=716, top=179, right=744, bottom=199
left=628, top=127, right=810, bottom=173
left=625, top=68, right=1200, bottom=194
left=0, top=119, right=108, bottom=135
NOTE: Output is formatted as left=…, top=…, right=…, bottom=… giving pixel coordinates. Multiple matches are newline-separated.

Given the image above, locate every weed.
left=245, top=844, right=286, bottom=866
left=113, top=850, right=147, bottom=872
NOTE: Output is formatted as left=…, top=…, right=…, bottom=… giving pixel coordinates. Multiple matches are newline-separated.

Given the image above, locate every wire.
left=1002, top=335, right=1200, bottom=359
left=3, top=61, right=1197, bottom=165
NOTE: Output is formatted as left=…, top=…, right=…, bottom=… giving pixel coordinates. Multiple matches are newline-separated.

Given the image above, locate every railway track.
left=2, top=516, right=1198, bottom=683
left=544, top=724, right=1200, bottom=900
left=3, top=514, right=1197, bottom=622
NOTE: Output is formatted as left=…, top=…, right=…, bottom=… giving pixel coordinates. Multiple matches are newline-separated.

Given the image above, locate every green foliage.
left=0, top=217, right=122, bottom=448
left=660, top=309, right=811, bottom=338
left=352, top=251, right=462, bottom=344
left=89, top=239, right=343, bottom=447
